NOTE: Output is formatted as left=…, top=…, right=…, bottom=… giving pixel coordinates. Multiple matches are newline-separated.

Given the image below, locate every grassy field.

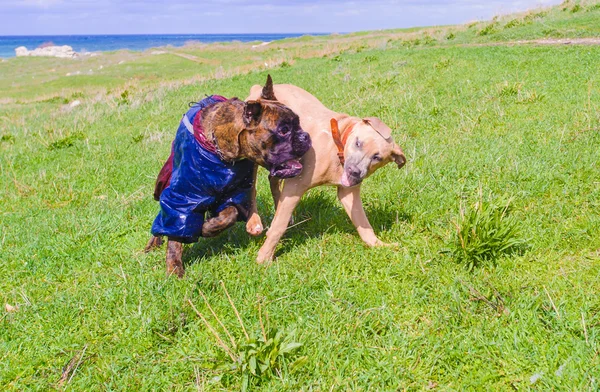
left=1, top=1, right=600, bottom=390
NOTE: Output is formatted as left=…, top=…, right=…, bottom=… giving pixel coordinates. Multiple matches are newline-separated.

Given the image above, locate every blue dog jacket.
left=151, top=96, right=255, bottom=243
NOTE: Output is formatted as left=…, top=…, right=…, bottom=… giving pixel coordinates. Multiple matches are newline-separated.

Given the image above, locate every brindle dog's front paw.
left=246, top=214, right=264, bottom=237
left=202, top=206, right=239, bottom=238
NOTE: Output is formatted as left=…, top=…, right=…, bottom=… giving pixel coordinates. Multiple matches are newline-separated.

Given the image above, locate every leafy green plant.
left=118, top=89, right=130, bottom=105
left=498, top=81, right=522, bottom=97
left=48, top=132, right=85, bottom=150
left=188, top=282, right=306, bottom=391
left=1, top=134, right=15, bottom=143
left=517, top=90, right=545, bottom=104
left=227, top=328, right=306, bottom=391
left=434, top=58, right=451, bottom=69
left=450, top=195, right=525, bottom=270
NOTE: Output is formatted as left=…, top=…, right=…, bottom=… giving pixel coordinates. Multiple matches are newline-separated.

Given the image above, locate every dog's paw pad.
left=247, top=223, right=264, bottom=236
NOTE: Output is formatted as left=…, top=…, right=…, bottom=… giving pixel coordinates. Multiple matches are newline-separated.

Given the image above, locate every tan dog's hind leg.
left=166, top=240, right=184, bottom=278
left=245, top=166, right=264, bottom=237
left=337, top=186, right=387, bottom=247
left=257, top=184, right=305, bottom=264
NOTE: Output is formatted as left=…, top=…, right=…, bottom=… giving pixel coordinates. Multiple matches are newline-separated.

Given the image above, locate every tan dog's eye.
left=355, top=139, right=362, bottom=148
left=372, top=154, right=381, bottom=162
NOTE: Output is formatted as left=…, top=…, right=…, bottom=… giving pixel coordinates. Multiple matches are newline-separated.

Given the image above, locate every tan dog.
left=247, top=83, right=407, bottom=263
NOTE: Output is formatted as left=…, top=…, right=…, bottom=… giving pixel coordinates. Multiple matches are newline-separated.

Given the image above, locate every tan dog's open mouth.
left=270, top=159, right=303, bottom=178
left=341, top=170, right=361, bottom=188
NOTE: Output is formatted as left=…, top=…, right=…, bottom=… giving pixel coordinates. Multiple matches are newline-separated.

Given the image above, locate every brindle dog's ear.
left=243, top=101, right=263, bottom=126
left=391, top=143, right=407, bottom=169
left=215, top=124, right=243, bottom=161
left=261, top=74, right=277, bottom=101
left=363, top=117, right=392, bottom=140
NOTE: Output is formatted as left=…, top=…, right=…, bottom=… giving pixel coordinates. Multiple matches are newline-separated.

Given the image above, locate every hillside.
left=1, top=1, right=599, bottom=390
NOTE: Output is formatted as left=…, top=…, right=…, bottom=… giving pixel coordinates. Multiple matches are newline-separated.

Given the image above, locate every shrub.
left=478, top=23, right=498, bottom=36
left=504, top=18, right=524, bottom=29
left=450, top=197, right=524, bottom=270
left=587, top=3, right=600, bottom=11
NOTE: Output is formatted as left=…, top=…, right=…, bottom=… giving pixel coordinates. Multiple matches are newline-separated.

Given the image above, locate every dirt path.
left=516, top=38, right=600, bottom=45
left=166, top=51, right=220, bottom=65
left=458, top=37, right=600, bottom=47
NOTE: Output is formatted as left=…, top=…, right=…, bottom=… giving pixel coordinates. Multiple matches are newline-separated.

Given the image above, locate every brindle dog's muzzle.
left=269, top=129, right=311, bottom=178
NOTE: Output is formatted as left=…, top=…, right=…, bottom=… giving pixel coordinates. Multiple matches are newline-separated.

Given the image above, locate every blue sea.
left=0, top=34, right=323, bottom=58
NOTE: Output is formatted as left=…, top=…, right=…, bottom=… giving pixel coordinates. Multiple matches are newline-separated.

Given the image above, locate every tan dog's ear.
left=391, top=143, right=406, bottom=169
left=261, top=74, right=277, bottom=101
left=243, top=101, right=263, bottom=126
left=363, top=117, right=392, bottom=140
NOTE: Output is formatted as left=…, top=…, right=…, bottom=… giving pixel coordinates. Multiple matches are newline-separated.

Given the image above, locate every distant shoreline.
left=0, top=33, right=330, bottom=58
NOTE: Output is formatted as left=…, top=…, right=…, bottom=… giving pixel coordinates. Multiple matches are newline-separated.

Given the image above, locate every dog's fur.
left=147, top=77, right=311, bottom=277
left=247, top=83, right=407, bottom=263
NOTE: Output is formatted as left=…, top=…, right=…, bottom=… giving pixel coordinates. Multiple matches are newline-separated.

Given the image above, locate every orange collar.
left=330, top=118, right=357, bottom=166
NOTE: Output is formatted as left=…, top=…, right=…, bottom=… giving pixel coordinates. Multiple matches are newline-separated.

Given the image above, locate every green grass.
left=1, top=1, right=600, bottom=390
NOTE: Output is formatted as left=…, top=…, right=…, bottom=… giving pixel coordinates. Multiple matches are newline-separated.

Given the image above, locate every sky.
left=1, top=0, right=562, bottom=35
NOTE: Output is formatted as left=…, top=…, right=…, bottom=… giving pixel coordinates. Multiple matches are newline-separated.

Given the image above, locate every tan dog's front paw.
left=374, top=240, right=399, bottom=248
left=246, top=215, right=264, bottom=237
left=256, top=249, right=274, bottom=265
left=366, top=238, right=398, bottom=248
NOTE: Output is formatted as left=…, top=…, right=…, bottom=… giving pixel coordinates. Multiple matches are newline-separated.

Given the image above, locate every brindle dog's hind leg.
left=166, top=239, right=184, bottom=278
left=144, top=235, right=164, bottom=252
left=202, top=206, right=239, bottom=237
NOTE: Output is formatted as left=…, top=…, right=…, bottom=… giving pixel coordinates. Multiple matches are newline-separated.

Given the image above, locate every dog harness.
left=151, top=95, right=255, bottom=243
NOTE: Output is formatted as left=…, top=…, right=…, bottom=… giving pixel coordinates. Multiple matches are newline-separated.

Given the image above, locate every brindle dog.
left=146, top=76, right=311, bottom=277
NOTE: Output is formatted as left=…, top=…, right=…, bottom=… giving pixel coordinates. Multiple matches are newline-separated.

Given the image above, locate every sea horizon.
left=0, top=33, right=329, bottom=58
